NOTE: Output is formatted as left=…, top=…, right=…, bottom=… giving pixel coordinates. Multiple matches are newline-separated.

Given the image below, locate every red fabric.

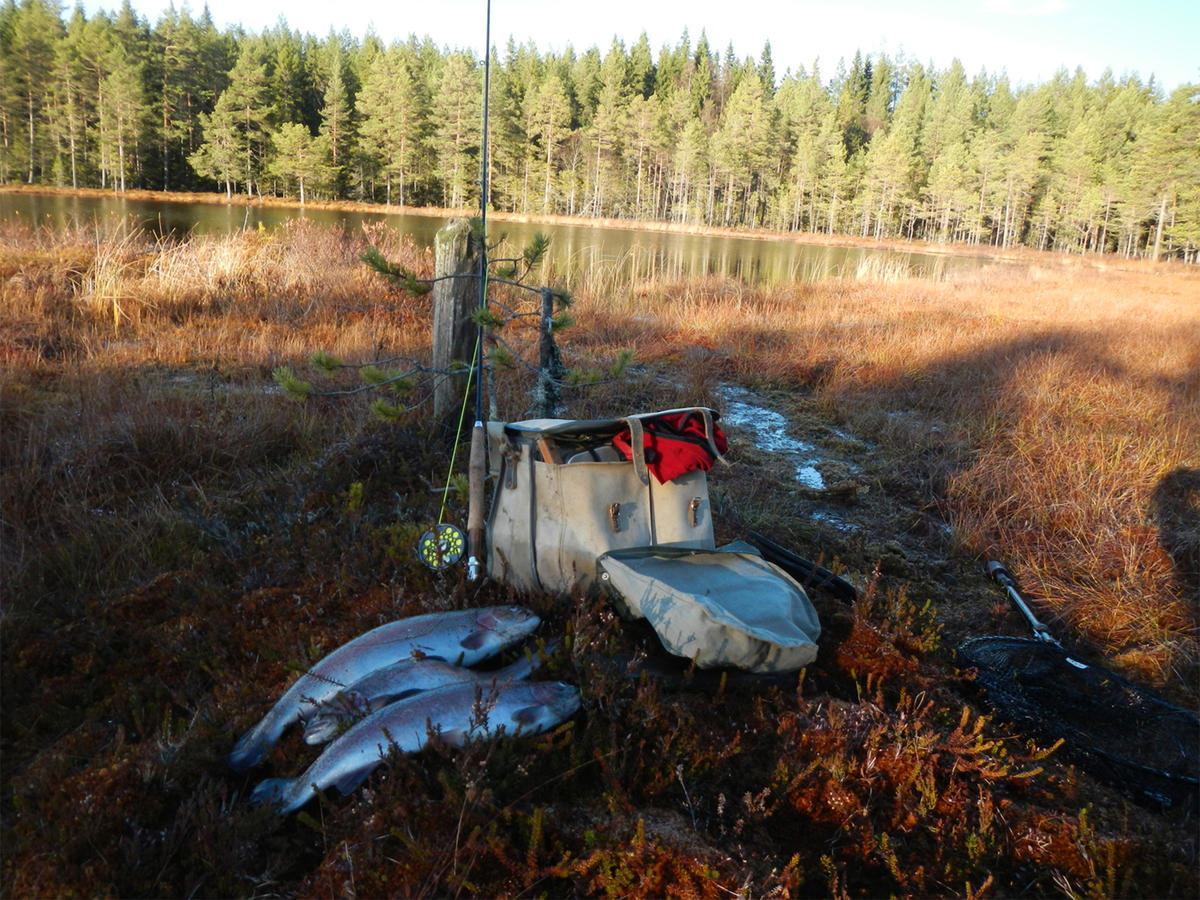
left=611, top=412, right=727, bottom=484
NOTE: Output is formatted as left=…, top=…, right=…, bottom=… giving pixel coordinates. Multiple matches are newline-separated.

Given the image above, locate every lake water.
left=0, top=191, right=993, bottom=286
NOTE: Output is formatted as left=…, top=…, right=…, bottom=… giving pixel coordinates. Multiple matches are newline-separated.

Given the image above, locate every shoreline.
left=0, top=183, right=1047, bottom=265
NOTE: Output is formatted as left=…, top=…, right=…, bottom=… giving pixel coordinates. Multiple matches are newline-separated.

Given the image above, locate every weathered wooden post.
left=432, top=219, right=479, bottom=419
left=528, top=287, right=567, bottom=418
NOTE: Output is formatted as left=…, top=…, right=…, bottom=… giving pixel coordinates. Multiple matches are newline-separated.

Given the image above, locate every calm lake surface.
left=0, top=191, right=993, bottom=286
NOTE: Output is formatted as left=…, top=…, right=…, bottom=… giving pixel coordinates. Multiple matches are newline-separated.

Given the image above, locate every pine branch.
left=273, top=366, right=313, bottom=398
left=360, top=246, right=431, bottom=294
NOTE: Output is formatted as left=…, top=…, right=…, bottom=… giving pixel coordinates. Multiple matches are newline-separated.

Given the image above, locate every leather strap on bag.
left=623, top=416, right=653, bottom=486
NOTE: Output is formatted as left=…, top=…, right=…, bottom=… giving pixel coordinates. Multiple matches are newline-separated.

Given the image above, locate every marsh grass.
left=1, top=221, right=1197, bottom=897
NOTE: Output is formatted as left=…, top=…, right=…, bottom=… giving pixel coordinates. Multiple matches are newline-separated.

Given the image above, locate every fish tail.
left=496, top=638, right=559, bottom=682
left=249, top=777, right=297, bottom=813
left=228, top=715, right=280, bottom=773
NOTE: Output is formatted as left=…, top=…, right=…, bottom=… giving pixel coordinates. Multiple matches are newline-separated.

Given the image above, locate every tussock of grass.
left=2, top=221, right=1196, bottom=897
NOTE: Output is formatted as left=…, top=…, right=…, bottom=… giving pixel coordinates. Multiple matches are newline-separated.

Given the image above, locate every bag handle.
left=689, top=408, right=729, bottom=467
left=622, top=408, right=728, bottom=485
left=622, top=416, right=652, bottom=485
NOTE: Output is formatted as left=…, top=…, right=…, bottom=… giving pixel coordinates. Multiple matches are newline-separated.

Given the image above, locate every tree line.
left=2, top=0, right=1197, bottom=260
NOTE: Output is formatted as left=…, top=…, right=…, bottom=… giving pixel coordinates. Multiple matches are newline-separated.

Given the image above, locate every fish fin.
left=228, top=727, right=269, bottom=773
left=436, top=728, right=470, bottom=747
left=331, top=762, right=378, bottom=797
left=302, top=717, right=338, bottom=745
left=512, top=706, right=543, bottom=726
left=303, top=689, right=381, bottom=745
left=249, top=778, right=292, bottom=810
left=459, top=632, right=487, bottom=651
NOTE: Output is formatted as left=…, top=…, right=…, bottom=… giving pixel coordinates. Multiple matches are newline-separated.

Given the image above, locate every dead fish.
left=301, top=641, right=558, bottom=745
left=228, top=606, right=540, bottom=773
left=250, top=680, right=581, bottom=815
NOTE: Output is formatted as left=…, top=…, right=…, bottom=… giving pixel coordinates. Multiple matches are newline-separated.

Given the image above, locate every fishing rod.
left=466, top=0, right=492, bottom=582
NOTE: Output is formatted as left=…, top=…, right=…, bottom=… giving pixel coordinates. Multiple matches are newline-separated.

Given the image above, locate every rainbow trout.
left=250, top=680, right=581, bottom=814
left=228, top=606, right=540, bottom=773
left=301, top=645, right=554, bottom=745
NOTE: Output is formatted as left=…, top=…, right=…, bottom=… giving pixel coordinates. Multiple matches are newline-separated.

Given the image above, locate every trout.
left=301, top=643, right=556, bottom=745
left=228, top=606, right=539, bottom=772
left=250, top=680, right=581, bottom=814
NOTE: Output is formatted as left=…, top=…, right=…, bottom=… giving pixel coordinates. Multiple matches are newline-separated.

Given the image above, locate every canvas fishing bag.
left=486, top=409, right=725, bottom=594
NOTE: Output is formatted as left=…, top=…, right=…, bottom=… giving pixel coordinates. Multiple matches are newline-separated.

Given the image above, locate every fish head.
left=474, top=606, right=540, bottom=642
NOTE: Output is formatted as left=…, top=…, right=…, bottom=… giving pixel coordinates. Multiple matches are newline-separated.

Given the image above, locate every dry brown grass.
left=4, top=222, right=1196, bottom=680
left=2, top=220, right=1197, bottom=898
left=565, top=260, right=1200, bottom=688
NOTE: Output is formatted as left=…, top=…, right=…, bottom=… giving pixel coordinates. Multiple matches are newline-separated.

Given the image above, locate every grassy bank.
left=1, top=219, right=1197, bottom=897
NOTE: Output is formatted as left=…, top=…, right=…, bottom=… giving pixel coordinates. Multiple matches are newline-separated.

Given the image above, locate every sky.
left=85, top=0, right=1199, bottom=92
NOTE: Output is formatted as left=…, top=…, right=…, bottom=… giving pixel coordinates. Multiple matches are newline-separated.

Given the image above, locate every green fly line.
left=435, top=327, right=483, bottom=529
left=420, top=0, right=491, bottom=571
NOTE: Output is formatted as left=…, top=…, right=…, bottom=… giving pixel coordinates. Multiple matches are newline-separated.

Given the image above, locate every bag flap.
left=596, top=546, right=821, bottom=671
left=499, top=407, right=720, bottom=440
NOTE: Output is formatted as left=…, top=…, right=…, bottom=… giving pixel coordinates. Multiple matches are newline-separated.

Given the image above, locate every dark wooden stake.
left=431, top=218, right=478, bottom=419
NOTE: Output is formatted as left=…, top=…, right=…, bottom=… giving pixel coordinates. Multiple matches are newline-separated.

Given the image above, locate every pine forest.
left=1, top=0, right=1197, bottom=260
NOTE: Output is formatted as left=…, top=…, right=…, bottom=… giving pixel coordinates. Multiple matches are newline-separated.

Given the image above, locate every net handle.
left=987, top=561, right=1061, bottom=647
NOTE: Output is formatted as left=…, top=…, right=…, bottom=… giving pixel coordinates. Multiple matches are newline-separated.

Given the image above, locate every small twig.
left=676, top=764, right=698, bottom=831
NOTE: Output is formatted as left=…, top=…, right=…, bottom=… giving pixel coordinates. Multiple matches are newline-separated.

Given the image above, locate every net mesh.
left=958, top=636, right=1200, bottom=809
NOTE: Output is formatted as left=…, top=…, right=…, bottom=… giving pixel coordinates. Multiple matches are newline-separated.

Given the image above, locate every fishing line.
left=420, top=0, right=491, bottom=573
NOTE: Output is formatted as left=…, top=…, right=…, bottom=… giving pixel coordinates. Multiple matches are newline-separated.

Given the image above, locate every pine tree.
left=851, top=62, right=922, bottom=238
left=1135, top=83, right=1200, bottom=260
left=49, top=7, right=91, bottom=187
left=7, top=0, right=63, bottom=183
left=317, top=37, right=354, bottom=196
left=98, top=44, right=146, bottom=191
left=356, top=45, right=424, bottom=206
left=527, top=73, right=571, bottom=214
left=625, top=93, right=661, bottom=218
left=432, top=51, right=481, bottom=209
left=712, top=76, right=772, bottom=226
left=268, top=121, right=330, bottom=204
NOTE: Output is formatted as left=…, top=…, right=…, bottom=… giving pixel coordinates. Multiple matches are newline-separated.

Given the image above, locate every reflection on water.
left=0, top=191, right=989, bottom=286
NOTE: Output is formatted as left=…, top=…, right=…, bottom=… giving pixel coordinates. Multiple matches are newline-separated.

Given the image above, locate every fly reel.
left=417, top=523, right=466, bottom=570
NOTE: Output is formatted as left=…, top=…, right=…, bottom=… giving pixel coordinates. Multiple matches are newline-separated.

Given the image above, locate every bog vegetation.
left=1, top=217, right=1197, bottom=897
left=1, top=0, right=1198, bottom=258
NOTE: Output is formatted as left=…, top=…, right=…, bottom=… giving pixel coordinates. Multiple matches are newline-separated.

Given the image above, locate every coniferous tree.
left=98, top=43, right=146, bottom=191
left=0, top=7, right=1195, bottom=259
left=49, top=7, right=91, bottom=187
left=527, top=72, right=571, bottom=214
left=317, top=36, right=354, bottom=195
left=629, top=32, right=655, bottom=99
left=712, top=75, right=772, bottom=225
left=268, top=121, right=330, bottom=204
left=625, top=92, right=661, bottom=218
left=589, top=39, right=630, bottom=216
left=7, top=0, right=63, bottom=182
left=357, top=44, right=424, bottom=206
left=189, top=40, right=274, bottom=196
left=1135, top=83, right=1200, bottom=260
left=432, top=51, right=481, bottom=209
